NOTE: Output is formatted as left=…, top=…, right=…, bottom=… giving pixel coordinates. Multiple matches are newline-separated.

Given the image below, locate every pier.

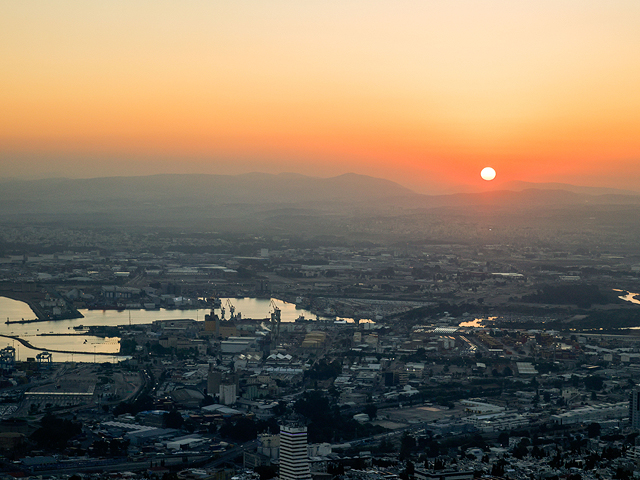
left=0, top=333, right=117, bottom=357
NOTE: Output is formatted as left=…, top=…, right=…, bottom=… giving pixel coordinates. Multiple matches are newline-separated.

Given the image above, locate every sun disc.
left=481, top=167, right=496, bottom=181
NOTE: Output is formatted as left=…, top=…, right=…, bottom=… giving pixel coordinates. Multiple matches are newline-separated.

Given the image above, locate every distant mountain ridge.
left=491, top=180, right=640, bottom=197
left=2, top=173, right=640, bottom=231
left=0, top=172, right=415, bottom=214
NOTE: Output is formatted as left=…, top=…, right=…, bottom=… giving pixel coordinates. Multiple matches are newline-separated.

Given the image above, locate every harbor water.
left=0, top=296, right=331, bottom=362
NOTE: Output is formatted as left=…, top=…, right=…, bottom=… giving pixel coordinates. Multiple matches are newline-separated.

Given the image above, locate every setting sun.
left=481, top=167, right=497, bottom=181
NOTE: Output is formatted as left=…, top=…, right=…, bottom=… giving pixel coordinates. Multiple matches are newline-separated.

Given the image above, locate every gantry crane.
left=269, top=299, right=281, bottom=349
left=226, top=299, right=235, bottom=320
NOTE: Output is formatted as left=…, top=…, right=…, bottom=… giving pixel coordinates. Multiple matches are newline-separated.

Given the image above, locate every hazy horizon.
left=1, top=168, right=640, bottom=197
left=2, top=1, right=640, bottom=194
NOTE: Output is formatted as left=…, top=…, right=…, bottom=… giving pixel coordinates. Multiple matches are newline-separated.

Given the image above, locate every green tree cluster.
left=304, top=359, right=342, bottom=380
left=30, top=414, right=82, bottom=450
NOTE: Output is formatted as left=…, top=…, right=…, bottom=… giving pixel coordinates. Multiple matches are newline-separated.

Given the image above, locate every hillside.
left=2, top=173, right=640, bottom=244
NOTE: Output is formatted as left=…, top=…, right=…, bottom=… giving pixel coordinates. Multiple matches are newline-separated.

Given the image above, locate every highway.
left=27, top=452, right=213, bottom=476
left=25, top=438, right=258, bottom=476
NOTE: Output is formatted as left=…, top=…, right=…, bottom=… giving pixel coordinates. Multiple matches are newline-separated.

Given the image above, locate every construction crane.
left=269, top=299, right=281, bottom=349
left=207, top=295, right=222, bottom=309
left=226, top=299, right=235, bottom=320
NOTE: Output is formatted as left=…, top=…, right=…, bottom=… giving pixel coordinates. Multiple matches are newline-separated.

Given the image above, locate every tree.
left=406, top=460, right=415, bottom=475
left=584, top=375, right=603, bottom=391
left=294, top=390, right=331, bottom=423
left=149, top=343, right=171, bottom=356
left=531, top=446, right=544, bottom=459
left=220, top=417, right=257, bottom=442
left=254, top=465, right=278, bottom=480
left=433, top=458, right=446, bottom=470
left=305, top=359, right=342, bottom=380
left=491, top=459, right=506, bottom=477
left=512, top=438, right=530, bottom=459
left=400, top=432, right=416, bottom=460
left=587, top=422, right=601, bottom=438
left=256, top=417, right=279, bottom=435
left=272, top=401, right=287, bottom=416
left=377, top=438, right=395, bottom=454
left=364, top=404, right=377, bottom=420
left=292, top=390, right=383, bottom=443
left=119, top=338, right=137, bottom=355
left=30, top=414, right=82, bottom=450
left=164, top=408, right=184, bottom=429
left=615, top=466, right=631, bottom=480
left=426, top=439, right=441, bottom=458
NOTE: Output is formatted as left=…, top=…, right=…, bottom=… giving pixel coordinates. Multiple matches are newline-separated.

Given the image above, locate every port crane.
left=226, top=299, right=235, bottom=320
left=269, top=299, right=281, bottom=349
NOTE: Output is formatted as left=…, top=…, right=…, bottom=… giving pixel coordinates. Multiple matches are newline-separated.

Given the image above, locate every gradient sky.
left=2, top=1, right=640, bottom=193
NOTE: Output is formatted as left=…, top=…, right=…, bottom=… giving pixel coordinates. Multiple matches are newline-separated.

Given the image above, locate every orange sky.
left=1, top=1, right=640, bottom=193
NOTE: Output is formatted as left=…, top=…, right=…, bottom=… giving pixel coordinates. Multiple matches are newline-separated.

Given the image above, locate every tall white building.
left=219, top=384, right=237, bottom=405
left=279, top=424, right=311, bottom=480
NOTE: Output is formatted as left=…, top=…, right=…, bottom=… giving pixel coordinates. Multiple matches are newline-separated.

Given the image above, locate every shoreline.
left=0, top=333, right=119, bottom=356
left=0, top=289, right=84, bottom=323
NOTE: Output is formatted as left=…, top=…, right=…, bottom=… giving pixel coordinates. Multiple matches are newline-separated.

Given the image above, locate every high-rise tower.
left=279, top=424, right=311, bottom=480
left=631, top=385, right=640, bottom=429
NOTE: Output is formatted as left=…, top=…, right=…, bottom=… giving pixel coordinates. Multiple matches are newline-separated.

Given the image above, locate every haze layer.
left=2, top=1, right=640, bottom=192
